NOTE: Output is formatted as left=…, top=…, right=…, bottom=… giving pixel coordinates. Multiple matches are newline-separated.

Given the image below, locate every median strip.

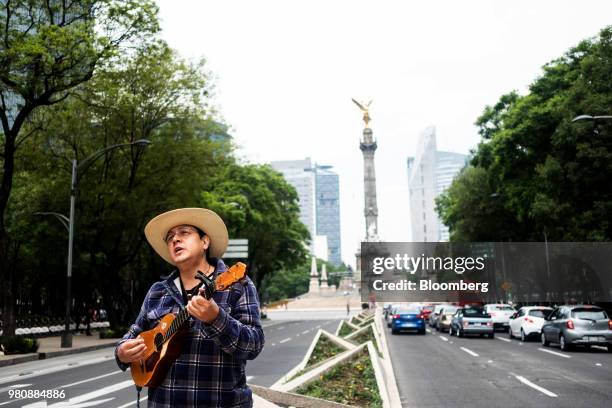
left=515, top=375, right=557, bottom=397
left=538, top=348, right=571, bottom=358
left=460, top=347, right=478, bottom=357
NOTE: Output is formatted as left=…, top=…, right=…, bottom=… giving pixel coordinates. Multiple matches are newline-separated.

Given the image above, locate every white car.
left=508, top=306, right=553, bottom=342
left=484, top=304, right=515, bottom=331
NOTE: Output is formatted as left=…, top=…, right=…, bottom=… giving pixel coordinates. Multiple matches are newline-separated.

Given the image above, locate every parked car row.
left=383, top=302, right=612, bottom=352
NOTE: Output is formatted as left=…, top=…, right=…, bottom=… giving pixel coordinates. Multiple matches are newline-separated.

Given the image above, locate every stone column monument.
left=352, top=98, right=381, bottom=292
left=306, top=256, right=320, bottom=297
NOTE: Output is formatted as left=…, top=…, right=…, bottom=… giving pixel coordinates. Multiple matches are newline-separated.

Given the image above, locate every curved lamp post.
left=37, top=139, right=151, bottom=348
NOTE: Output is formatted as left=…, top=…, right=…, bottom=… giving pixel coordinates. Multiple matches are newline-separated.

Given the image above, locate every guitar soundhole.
left=154, top=333, right=164, bottom=352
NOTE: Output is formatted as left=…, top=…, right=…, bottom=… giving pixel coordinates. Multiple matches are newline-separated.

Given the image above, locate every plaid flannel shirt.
left=115, top=259, right=264, bottom=407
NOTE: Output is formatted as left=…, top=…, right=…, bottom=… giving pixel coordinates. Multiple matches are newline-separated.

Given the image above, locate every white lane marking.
left=538, top=348, right=571, bottom=359
left=279, top=338, right=291, bottom=344
left=487, top=360, right=493, bottom=363
left=496, top=337, right=511, bottom=343
left=460, top=347, right=479, bottom=357
left=296, top=334, right=300, bottom=337
left=116, top=396, right=147, bottom=408
left=596, top=363, right=602, bottom=366
left=271, top=343, right=276, bottom=346
left=515, top=375, right=558, bottom=398
left=439, top=336, right=448, bottom=342
left=302, top=330, right=309, bottom=335
left=276, top=326, right=285, bottom=330
left=44, top=380, right=133, bottom=407
left=426, top=329, right=432, bottom=333
left=449, top=341, right=454, bottom=344
left=0, top=355, right=114, bottom=385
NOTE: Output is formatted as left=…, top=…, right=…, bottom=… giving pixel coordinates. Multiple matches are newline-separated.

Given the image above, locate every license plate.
left=585, top=336, right=605, bottom=342
left=403, top=323, right=416, bottom=327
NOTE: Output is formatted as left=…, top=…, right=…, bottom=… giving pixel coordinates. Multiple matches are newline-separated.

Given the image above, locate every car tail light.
left=417, top=313, right=424, bottom=319
left=393, top=314, right=400, bottom=319
left=567, top=320, right=574, bottom=329
left=524, top=318, right=534, bottom=323
left=608, top=320, right=612, bottom=330
left=490, top=312, right=496, bottom=317
left=487, top=322, right=493, bottom=326
left=463, top=321, right=469, bottom=327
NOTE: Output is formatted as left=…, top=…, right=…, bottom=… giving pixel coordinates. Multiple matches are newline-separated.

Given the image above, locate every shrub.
left=0, top=336, right=39, bottom=354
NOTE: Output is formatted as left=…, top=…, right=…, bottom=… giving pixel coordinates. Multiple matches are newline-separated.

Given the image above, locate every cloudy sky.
left=156, top=0, right=612, bottom=268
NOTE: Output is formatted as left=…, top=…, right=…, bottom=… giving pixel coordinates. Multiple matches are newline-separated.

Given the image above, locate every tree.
left=200, top=164, right=311, bottom=290
left=438, top=26, right=612, bottom=243
left=9, top=39, right=229, bottom=328
left=0, top=0, right=159, bottom=335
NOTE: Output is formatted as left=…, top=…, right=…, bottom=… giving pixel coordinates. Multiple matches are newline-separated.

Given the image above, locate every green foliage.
left=438, top=26, right=612, bottom=242
left=200, top=164, right=310, bottom=289
left=338, top=321, right=356, bottom=337
left=306, top=335, right=344, bottom=368
left=296, top=348, right=382, bottom=408
left=0, top=336, right=39, bottom=355
left=0, top=0, right=160, bottom=336
left=3, top=33, right=309, bottom=329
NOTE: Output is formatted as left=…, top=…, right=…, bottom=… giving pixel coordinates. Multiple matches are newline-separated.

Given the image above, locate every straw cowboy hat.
left=144, top=208, right=228, bottom=265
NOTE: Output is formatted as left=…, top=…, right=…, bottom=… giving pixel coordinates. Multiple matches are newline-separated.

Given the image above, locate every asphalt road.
left=0, top=318, right=340, bottom=408
left=386, top=322, right=612, bottom=408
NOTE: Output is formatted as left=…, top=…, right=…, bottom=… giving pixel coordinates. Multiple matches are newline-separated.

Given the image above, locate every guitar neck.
left=162, top=277, right=213, bottom=343
left=163, top=308, right=191, bottom=342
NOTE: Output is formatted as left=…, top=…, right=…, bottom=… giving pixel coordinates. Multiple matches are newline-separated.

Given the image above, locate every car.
left=484, top=304, right=515, bottom=331
left=420, top=304, right=435, bottom=321
left=449, top=307, right=494, bottom=338
left=541, top=305, right=612, bottom=352
left=436, top=305, right=459, bottom=333
left=508, top=306, right=552, bottom=342
left=429, top=304, right=449, bottom=328
left=383, top=303, right=395, bottom=323
left=390, top=306, right=426, bottom=335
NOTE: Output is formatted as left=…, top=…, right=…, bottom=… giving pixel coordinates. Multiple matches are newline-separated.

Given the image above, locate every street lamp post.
left=572, top=114, right=612, bottom=135
left=39, top=140, right=151, bottom=348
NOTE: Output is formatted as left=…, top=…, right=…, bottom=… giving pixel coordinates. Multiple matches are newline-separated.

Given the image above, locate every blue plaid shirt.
left=115, top=259, right=264, bottom=407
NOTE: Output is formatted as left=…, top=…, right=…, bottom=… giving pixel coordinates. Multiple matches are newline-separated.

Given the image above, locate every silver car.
left=541, top=305, right=612, bottom=352
left=449, top=307, right=494, bottom=338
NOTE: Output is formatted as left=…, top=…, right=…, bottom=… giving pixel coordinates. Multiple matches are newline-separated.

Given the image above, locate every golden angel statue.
left=351, top=98, right=373, bottom=127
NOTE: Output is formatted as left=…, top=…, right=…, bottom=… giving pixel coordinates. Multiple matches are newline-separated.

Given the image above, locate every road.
left=387, top=323, right=612, bottom=408
left=0, top=317, right=341, bottom=408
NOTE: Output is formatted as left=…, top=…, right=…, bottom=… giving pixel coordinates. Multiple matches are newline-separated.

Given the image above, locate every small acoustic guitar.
left=130, top=262, right=247, bottom=387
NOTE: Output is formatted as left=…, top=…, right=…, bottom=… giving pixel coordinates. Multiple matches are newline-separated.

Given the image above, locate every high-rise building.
left=407, top=126, right=467, bottom=242
left=315, top=167, right=342, bottom=266
left=271, top=158, right=317, bottom=252
left=270, top=158, right=342, bottom=264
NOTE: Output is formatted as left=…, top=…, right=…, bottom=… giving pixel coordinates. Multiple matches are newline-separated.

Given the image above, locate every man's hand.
left=117, top=338, right=147, bottom=364
left=186, top=289, right=220, bottom=323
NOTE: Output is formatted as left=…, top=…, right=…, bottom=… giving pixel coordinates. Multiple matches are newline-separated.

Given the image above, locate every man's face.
left=165, top=224, right=209, bottom=265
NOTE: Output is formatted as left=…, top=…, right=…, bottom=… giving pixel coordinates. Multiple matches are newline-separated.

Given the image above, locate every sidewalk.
left=0, top=333, right=118, bottom=367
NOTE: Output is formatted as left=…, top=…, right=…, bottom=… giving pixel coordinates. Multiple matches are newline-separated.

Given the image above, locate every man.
left=115, top=208, right=264, bottom=407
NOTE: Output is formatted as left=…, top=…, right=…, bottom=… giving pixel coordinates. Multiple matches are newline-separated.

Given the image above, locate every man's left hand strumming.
left=186, top=288, right=220, bottom=323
